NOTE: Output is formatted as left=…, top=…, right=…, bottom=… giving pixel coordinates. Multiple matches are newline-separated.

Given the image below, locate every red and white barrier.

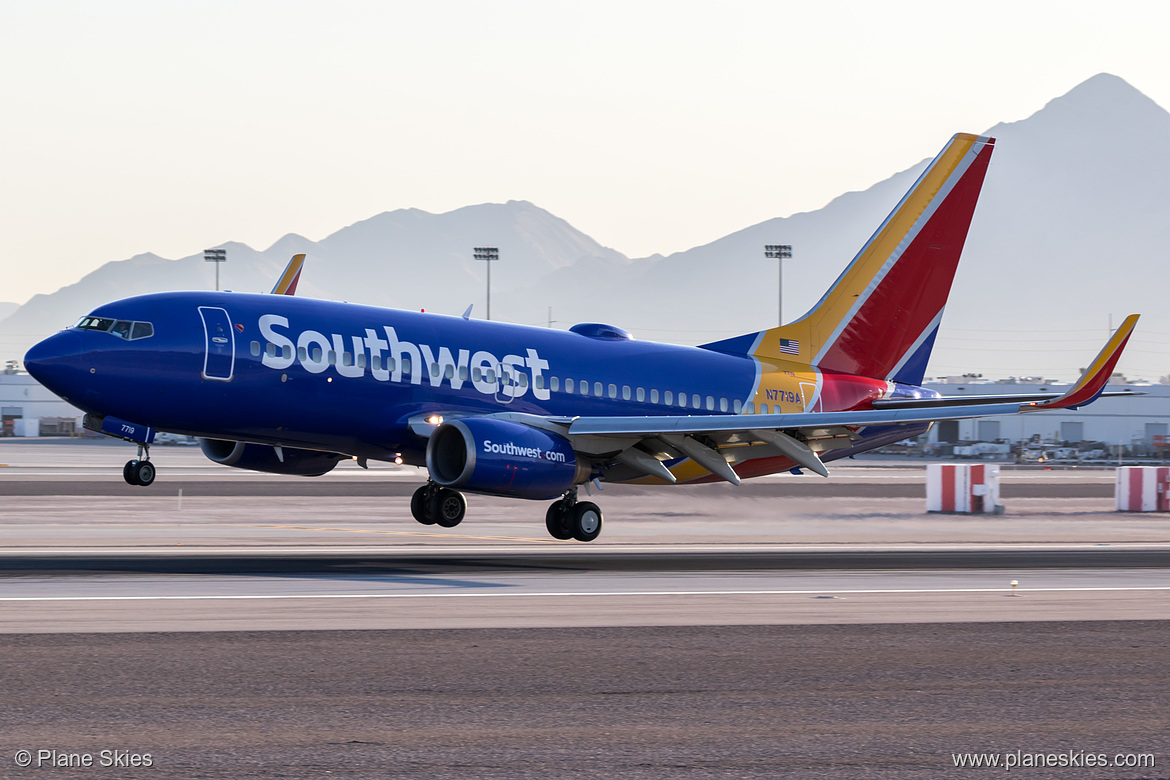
left=926, top=463, right=1001, bottom=514
left=1115, top=466, right=1170, bottom=512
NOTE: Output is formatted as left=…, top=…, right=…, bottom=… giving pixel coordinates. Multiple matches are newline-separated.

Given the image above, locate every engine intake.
left=426, top=418, right=589, bottom=499
left=199, top=439, right=344, bottom=477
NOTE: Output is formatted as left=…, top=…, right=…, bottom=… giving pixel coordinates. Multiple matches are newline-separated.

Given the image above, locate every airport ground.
left=0, top=439, right=1167, bottom=778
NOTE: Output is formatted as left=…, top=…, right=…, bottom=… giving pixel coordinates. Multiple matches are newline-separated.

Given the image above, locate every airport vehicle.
left=24, top=133, right=1139, bottom=541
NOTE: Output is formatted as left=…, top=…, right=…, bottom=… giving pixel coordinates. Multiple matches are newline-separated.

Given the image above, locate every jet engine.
left=426, top=418, right=590, bottom=499
left=198, top=439, right=344, bottom=477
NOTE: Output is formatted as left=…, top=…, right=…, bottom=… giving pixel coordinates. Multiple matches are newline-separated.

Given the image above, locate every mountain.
left=3, top=74, right=1167, bottom=380
left=501, top=73, right=1170, bottom=379
left=0, top=200, right=631, bottom=353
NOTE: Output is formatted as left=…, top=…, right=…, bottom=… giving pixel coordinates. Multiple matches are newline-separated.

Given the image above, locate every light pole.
left=204, top=248, right=227, bottom=291
left=765, top=244, right=792, bottom=326
left=473, top=247, right=499, bottom=320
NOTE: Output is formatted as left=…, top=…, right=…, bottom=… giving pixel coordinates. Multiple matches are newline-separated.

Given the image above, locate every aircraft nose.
left=24, top=330, right=83, bottom=399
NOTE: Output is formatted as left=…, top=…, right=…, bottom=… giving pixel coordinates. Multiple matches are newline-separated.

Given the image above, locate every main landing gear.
left=123, top=444, right=155, bottom=487
left=410, top=481, right=467, bottom=528
left=409, top=483, right=603, bottom=542
left=545, top=488, right=603, bottom=543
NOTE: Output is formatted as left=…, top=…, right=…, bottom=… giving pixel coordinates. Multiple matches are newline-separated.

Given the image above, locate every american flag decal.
left=778, top=338, right=799, bottom=355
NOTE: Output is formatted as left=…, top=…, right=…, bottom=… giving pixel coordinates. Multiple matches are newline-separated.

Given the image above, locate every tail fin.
left=703, top=133, right=995, bottom=384
left=271, top=254, right=306, bottom=295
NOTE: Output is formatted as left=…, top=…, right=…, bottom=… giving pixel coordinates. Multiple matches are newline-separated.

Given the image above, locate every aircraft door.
left=198, top=306, right=236, bottom=382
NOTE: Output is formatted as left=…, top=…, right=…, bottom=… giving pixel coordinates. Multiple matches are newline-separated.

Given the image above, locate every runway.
left=1, top=547, right=1168, bottom=633
left=2, top=442, right=1168, bottom=776
left=3, top=623, right=1167, bottom=779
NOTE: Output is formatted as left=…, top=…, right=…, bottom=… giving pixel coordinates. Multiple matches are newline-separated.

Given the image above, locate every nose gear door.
left=198, top=306, right=235, bottom=381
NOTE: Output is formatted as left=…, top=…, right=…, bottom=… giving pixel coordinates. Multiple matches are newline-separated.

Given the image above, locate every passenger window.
left=607, top=383, right=617, bottom=399
left=445, top=365, right=455, bottom=380
left=636, top=387, right=645, bottom=402
left=311, top=347, right=322, bottom=362
left=250, top=341, right=261, bottom=357
left=472, top=367, right=482, bottom=382
left=664, top=390, right=673, bottom=405
left=130, top=322, right=153, bottom=340
left=678, top=393, right=688, bottom=409
left=706, top=396, right=714, bottom=411
left=484, top=368, right=494, bottom=383
left=387, top=357, right=397, bottom=373
left=430, top=363, right=439, bottom=377
left=535, top=375, right=544, bottom=390
left=580, top=381, right=589, bottom=397
left=650, top=389, right=659, bottom=404
left=551, top=377, right=560, bottom=392
left=283, top=345, right=293, bottom=361
left=328, top=351, right=337, bottom=365
left=518, top=373, right=528, bottom=388
left=402, top=358, right=412, bottom=374
left=459, top=365, right=468, bottom=381
left=745, top=402, right=755, bottom=414
left=266, top=343, right=277, bottom=357
left=693, top=394, right=701, bottom=408
left=357, top=353, right=367, bottom=368
left=371, top=353, right=380, bottom=370
left=720, top=398, right=728, bottom=412
left=733, top=399, right=742, bottom=413
left=594, top=382, right=603, bottom=396
left=566, top=378, right=575, bottom=394
left=621, top=385, right=630, bottom=400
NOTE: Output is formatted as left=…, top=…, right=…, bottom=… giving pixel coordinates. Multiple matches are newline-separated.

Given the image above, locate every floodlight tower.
left=765, top=244, right=792, bottom=326
left=204, top=248, right=227, bottom=291
left=473, top=247, right=499, bottom=320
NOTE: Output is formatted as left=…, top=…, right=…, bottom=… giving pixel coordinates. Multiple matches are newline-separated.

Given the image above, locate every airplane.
left=23, top=133, right=1139, bottom=542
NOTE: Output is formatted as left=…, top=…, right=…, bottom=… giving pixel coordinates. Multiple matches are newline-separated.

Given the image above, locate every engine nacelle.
left=426, top=418, right=589, bottom=499
left=198, top=439, right=344, bottom=477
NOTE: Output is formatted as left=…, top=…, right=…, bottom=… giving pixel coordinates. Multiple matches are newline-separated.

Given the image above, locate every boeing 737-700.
left=24, top=133, right=1138, bottom=541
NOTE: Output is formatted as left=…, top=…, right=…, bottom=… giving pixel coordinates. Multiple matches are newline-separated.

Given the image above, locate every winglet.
left=271, top=254, right=305, bottom=295
left=1026, top=315, right=1139, bottom=411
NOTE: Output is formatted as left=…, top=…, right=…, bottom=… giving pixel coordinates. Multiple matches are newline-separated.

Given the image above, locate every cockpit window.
left=72, top=316, right=155, bottom=341
left=75, top=316, right=116, bottom=332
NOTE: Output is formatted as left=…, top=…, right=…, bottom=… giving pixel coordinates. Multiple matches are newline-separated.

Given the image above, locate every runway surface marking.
left=4, top=585, right=1169, bottom=602
left=247, top=524, right=555, bottom=543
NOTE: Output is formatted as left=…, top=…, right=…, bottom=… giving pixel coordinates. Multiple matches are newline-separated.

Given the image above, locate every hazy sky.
left=3, top=0, right=1170, bottom=305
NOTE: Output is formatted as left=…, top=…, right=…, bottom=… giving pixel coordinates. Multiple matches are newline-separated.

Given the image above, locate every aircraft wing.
left=524, top=315, right=1140, bottom=484
left=271, top=254, right=306, bottom=295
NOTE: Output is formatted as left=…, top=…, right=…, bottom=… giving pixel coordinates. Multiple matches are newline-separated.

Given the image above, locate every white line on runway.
left=3, top=586, right=1169, bottom=602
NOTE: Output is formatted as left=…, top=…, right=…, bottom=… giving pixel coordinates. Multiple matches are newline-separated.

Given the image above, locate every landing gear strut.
left=411, top=481, right=466, bottom=528
left=545, top=488, right=603, bottom=542
left=123, top=444, right=155, bottom=487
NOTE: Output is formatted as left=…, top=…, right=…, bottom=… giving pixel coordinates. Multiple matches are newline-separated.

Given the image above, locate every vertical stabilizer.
left=702, top=134, right=995, bottom=384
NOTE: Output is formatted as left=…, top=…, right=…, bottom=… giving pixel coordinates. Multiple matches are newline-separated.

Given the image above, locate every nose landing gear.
left=123, top=444, right=155, bottom=487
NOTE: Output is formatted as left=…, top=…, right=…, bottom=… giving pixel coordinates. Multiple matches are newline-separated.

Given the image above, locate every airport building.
left=922, top=380, right=1170, bottom=456
left=0, top=366, right=84, bottom=436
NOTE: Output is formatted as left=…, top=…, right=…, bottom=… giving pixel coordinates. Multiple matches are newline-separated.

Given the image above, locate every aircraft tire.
left=545, top=500, right=573, bottom=540
left=430, top=488, right=467, bottom=528
left=123, top=460, right=140, bottom=486
left=133, top=460, right=156, bottom=487
left=410, top=485, right=437, bottom=525
left=570, top=501, right=603, bottom=543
